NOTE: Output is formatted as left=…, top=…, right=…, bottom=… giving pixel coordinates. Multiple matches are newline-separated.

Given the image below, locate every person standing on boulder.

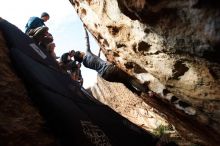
left=25, top=12, right=50, bottom=36
left=25, top=12, right=53, bottom=48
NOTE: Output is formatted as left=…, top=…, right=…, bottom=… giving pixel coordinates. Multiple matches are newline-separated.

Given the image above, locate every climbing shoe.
left=32, top=26, right=49, bottom=39
left=129, top=79, right=147, bottom=93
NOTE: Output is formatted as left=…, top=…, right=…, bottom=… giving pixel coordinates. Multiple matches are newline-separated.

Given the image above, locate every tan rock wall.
left=70, top=0, right=220, bottom=145
left=91, top=76, right=168, bottom=132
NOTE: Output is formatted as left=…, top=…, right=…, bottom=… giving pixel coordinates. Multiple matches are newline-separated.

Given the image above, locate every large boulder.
left=0, top=31, right=58, bottom=146
left=70, top=0, right=220, bottom=145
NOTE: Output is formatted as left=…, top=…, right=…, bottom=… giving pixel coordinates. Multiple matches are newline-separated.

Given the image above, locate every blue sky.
left=0, top=0, right=99, bottom=88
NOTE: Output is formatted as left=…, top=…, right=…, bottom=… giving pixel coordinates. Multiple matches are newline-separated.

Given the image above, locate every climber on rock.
left=73, top=25, right=147, bottom=93
left=59, top=50, right=83, bottom=85
left=25, top=12, right=50, bottom=36
left=59, top=50, right=76, bottom=71
left=60, top=50, right=75, bottom=64
left=25, top=12, right=53, bottom=47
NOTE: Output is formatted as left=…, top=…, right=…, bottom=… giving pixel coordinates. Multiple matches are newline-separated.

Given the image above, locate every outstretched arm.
left=83, top=25, right=91, bottom=53
left=98, top=48, right=101, bottom=57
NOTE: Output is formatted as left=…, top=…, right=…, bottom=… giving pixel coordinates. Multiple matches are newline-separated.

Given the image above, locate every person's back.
left=25, top=17, right=44, bottom=33
left=24, top=12, right=54, bottom=50
left=25, top=12, right=50, bottom=35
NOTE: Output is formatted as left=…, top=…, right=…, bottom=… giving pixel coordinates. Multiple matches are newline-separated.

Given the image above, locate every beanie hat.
left=70, top=50, right=75, bottom=55
left=41, top=12, right=49, bottom=18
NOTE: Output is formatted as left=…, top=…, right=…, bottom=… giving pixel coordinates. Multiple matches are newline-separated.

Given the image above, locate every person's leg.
left=32, top=26, right=49, bottom=39
left=26, top=29, right=35, bottom=36
left=101, top=64, right=117, bottom=82
left=102, top=65, right=147, bottom=93
left=28, top=26, right=51, bottom=47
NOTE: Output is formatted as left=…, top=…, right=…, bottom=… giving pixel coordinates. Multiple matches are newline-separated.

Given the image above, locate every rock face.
left=91, top=76, right=168, bottom=132
left=70, top=0, right=220, bottom=145
left=90, top=76, right=196, bottom=145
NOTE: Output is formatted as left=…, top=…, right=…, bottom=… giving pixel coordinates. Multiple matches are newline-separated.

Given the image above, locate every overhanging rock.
left=70, top=0, right=220, bottom=145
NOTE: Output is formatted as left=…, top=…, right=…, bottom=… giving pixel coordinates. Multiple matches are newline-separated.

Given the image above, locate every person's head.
left=74, top=51, right=85, bottom=63
left=69, top=50, right=75, bottom=57
left=41, top=12, right=50, bottom=22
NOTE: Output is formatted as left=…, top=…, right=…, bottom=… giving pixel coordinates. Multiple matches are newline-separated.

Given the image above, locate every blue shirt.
left=25, top=17, right=45, bottom=33
left=83, top=51, right=109, bottom=76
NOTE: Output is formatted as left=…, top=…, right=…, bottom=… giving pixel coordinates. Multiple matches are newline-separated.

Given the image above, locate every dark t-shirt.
left=61, top=53, right=71, bottom=64
left=83, top=51, right=109, bottom=76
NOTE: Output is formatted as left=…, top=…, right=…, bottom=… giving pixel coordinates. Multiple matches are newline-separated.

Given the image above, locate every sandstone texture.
left=90, top=76, right=189, bottom=145
left=91, top=76, right=168, bottom=132
left=70, top=0, right=220, bottom=145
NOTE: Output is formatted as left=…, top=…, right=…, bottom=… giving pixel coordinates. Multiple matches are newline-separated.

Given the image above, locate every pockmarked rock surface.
left=70, top=0, right=220, bottom=145
left=91, top=76, right=168, bottom=132
left=90, top=76, right=196, bottom=145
